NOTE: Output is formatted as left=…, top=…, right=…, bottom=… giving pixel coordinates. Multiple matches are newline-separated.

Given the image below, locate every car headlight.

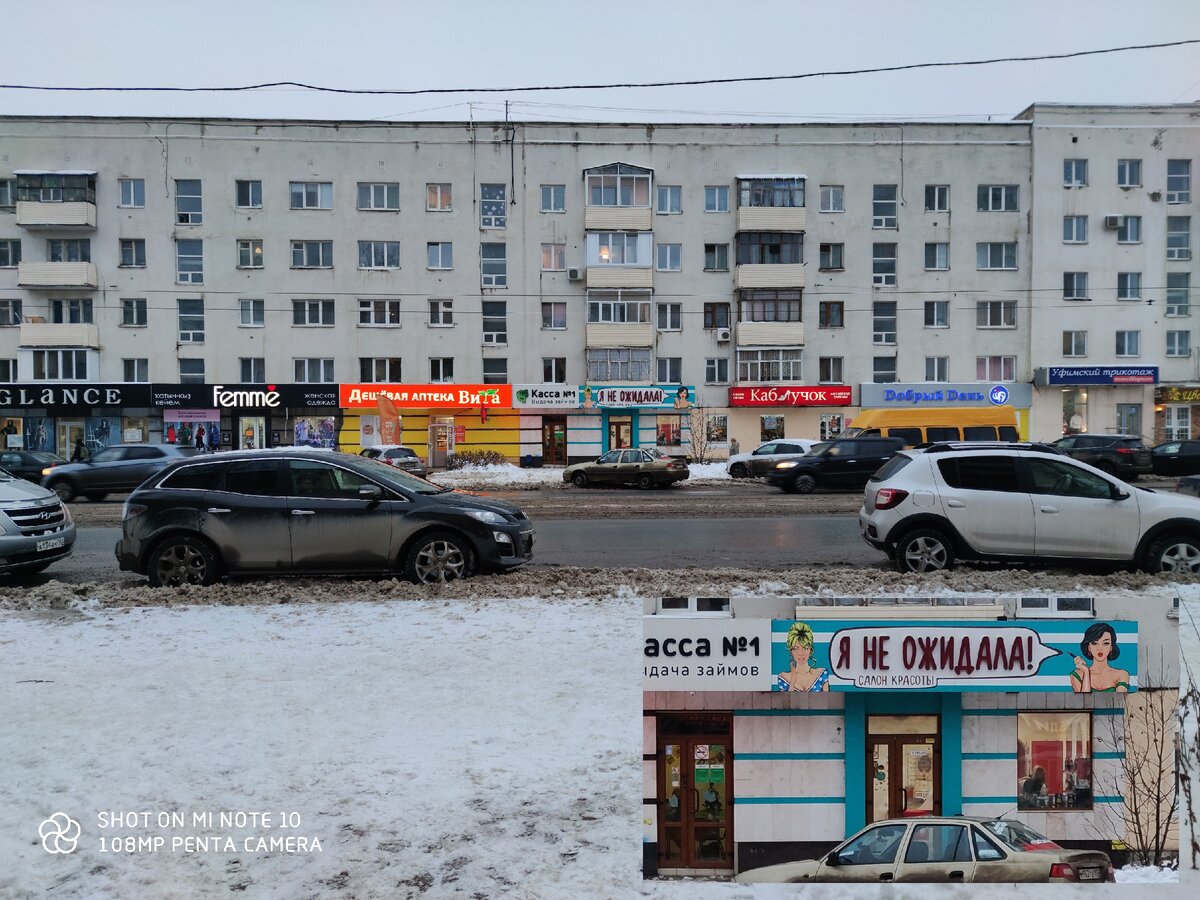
left=775, top=461, right=799, bottom=470
left=465, top=509, right=507, bottom=526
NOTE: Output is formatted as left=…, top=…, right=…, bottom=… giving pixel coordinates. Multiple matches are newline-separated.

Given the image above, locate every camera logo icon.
left=39, top=812, right=81, bottom=854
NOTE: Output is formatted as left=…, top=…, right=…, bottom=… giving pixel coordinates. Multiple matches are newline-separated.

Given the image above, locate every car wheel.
left=1094, top=461, right=1116, bottom=475
left=572, top=471, right=589, bottom=488
left=49, top=480, right=76, bottom=503
left=1145, top=533, right=1200, bottom=575
left=794, top=475, right=817, bottom=494
left=896, top=528, right=955, bottom=573
left=148, top=535, right=221, bottom=587
left=86, top=492, right=107, bottom=502
left=729, top=463, right=748, bottom=478
left=405, top=531, right=475, bottom=584
left=637, top=474, right=655, bottom=490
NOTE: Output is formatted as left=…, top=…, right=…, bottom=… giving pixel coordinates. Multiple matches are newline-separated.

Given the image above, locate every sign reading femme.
left=340, top=384, right=513, bottom=409
left=728, top=385, right=852, bottom=407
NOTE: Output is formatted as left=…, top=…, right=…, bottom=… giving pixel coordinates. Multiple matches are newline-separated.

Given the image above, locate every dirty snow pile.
left=432, top=461, right=731, bottom=490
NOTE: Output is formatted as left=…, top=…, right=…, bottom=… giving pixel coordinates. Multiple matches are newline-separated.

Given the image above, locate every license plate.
left=1077, top=867, right=1102, bottom=881
left=37, top=536, right=66, bottom=552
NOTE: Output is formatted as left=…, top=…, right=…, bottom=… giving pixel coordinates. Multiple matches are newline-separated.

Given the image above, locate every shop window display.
left=1017, top=712, right=1092, bottom=810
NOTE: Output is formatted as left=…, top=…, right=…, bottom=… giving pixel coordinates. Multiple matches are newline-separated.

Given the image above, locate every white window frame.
left=239, top=357, right=266, bottom=383
left=1063, top=158, right=1088, bottom=187
left=481, top=243, right=507, bottom=287
left=1167, top=160, right=1192, bottom=204
left=239, top=298, right=265, bottom=327
left=872, top=184, right=898, bottom=228
left=119, top=238, right=146, bottom=267
left=872, top=356, right=897, bottom=383
left=1062, top=330, right=1087, bottom=357
left=587, top=232, right=650, bottom=267
left=975, top=355, right=1016, bottom=381
left=976, top=242, right=1017, bottom=270
left=540, top=184, right=565, bottom=213
left=358, top=240, right=401, bottom=270
left=482, top=300, right=507, bottom=344
left=123, top=357, right=149, bottom=382
left=480, top=183, right=507, bottom=228
left=818, top=356, right=843, bottom=384
left=426, top=183, right=452, bottom=211
left=357, top=182, right=400, bottom=211
left=586, top=348, right=652, bottom=381
left=925, top=356, right=949, bottom=382
left=656, top=185, right=682, bottom=215
left=587, top=295, right=652, bottom=323
left=976, top=300, right=1017, bottom=329
left=426, top=242, right=453, bottom=270
left=293, top=358, right=334, bottom=382
left=873, top=301, right=897, bottom=344
left=656, top=243, right=682, bottom=272
left=291, top=299, right=335, bottom=327
left=543, top=357, right=567, bottom=383
left=0, top=239, right=19, bottom=267
left=586, top=168, right=651, bottom=208
left=358, top=298, right=401, bottom=327
left=177, top=298, right=205, bottom=343
left=32, top=349, right=87, bottom=381
left=176, top=239, right=203, bottom=284
left=819, top=242, right=844, bottom=270
left=360, top=357, right=403, bottom=382
left=1167, top=217, right=1191, bottom=261
left=541, top=243, right=565, bottom=272
left=119, top=178, right=145, bottom=208
left=819, top=185, right=844, bottom=213
left=704, top=185, right=729, bottom=213
left=178, top=358, right=205, bottom=384
left=656, top=302, right=682, bottom=331
left=736, top=348, right=803, bottom=382
left=705, top=357, right=730, bottom=384
left=542, top=301, right=566, bottom=330
left=290, top=181, right=333, bottom=210
left=236, top=179, right=263, bottom=209
left=1117, top=216, right=1142, bottom=244
left=1117, top=272, right=1142, bottom=300
left=1167, top=273, right=1191, bottom=317
left=429, top=357, right=455, bottom=383
left=924, top=184, right=949, bottom=212
left=1063, top=215, right=1088, bottom=243
left=237, top=239, right=263, bottom=269
left=175, top=179, right=202, bottom=224
left=924, top=242, right=949, bottom=270
left=703, top=243, right=729, bottom=271
left=1115, top=330, right=1141, bottom=358
left=656, top=357, right=682, bottom=383
left=1063, top=272, right=1089, bottom=300
left=1167, top=331, right=1190, bottom=358
left=0, top=299, right=21, bottom=326
left=872, top=243, right=897, bottom=286
left=292, top=240, right=333, bottom=268
left=924, top=300, right=949, bottom=328
left=51, top=298, right=93, bottom=324
left=482, top=358, right=508, bottom=385
left=121, top=298, right=147, bottom=327
left=978, top=184, right=1018, bottom=212
left=429, top=299, right=454, bottom=327
left=1117, top=158, right=1142, bottom=188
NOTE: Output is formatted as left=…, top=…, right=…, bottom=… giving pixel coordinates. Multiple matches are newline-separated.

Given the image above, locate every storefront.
left=1154, top=385, right=1200, bottom=443
left=570, top=385, right=696, bottom=463
left=1033, top=367, right=1158, bottom=442
left=152, top=384, right=341, bottom=451
left=857, top=382, right=1033, bottom=440
left=643, top=593, right=1173, bottom=879
left=727, top=385, right=853, bottom=453
left=0, top=383, right=153, bottom=457
left=512, top=385, right=580, bottom=467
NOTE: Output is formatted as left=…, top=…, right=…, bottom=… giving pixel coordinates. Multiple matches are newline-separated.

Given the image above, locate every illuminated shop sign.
left=512, top=385, right=581, bottom=408
left=728, top=385, right=853, bottom=407
left=1036, top=366, right=1159, bottom=386
left=0, top=383, right=152, bottom=409
left=339, top=384, right=512, bottom=409
left=582, top=386, right=694, bottom=409
left=859, top=383, right=1033, bottom=408
left=150, top=384, right=339, bottom=409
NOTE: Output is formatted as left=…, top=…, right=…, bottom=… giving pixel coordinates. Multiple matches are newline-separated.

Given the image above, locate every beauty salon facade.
left=643, top=593, right=1177, bottom=879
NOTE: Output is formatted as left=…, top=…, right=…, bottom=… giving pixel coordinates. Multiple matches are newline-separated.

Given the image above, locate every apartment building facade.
left=0, top=107, right=1194, bottom=463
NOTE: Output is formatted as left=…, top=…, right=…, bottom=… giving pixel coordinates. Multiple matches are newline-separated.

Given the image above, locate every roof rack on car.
left=923, top=441, right=1061, bottom=455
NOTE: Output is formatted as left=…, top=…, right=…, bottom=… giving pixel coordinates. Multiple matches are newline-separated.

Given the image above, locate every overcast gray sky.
left=3, top=0, right=1198, bottom=122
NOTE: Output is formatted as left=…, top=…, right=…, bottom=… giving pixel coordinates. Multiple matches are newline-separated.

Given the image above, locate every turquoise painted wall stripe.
left=963, top=752, right=1017, bottom=760
left=735, top=797, right=846, bottom=805
left=1093, top=708, right=1125, bottom=715
left=1093, top=751, right=1125, bottom=759
left=733, top=709, right=845, bottom=717
left=1094, top=796, right=1125, bottom=803
left=844, top=694, right=866, bottom=835
left=942, top=694, right=963, bottom=817
left=737, top=752, right=845, bottom=761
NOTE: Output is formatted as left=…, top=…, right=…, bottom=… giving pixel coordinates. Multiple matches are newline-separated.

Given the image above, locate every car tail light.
left=1116, top=447, right=1134, bottom=455
left=1049, top=863, right=1076, bottom=881
left=874, top=488, right=909, bottom=510
left=122, top=501, right=148, bottom=520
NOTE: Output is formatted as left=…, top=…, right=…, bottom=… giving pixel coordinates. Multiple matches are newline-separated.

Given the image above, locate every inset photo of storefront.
left=1033, top=366, right=1158, bottom=441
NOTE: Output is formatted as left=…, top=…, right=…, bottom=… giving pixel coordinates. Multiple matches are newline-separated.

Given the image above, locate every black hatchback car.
left=1050, top=434, right=1153, bottom=480
left=765, top=437, right=906, bottom=493
left=116, top=449, right=534, bottom=586
left=1151, top=440, right=1200, bottom=476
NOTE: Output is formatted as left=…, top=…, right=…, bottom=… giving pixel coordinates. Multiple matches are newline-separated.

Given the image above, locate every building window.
left=819, top=301, right=844, bottom=328
left=657, top=357, right=682, bottom=383
left=543, top=357, right=567, bottom=383
left=0, top=179, right=12, bottom=210
left=50, top=298, right=92, bottom=324
left=1167, top=160, right=1192, bottom=204
left=17, top=173, right=95, bottom=203
left=586, top=348, right=651, bottom=381
left=738, top=177, right=805, bottom=208
left=737, top=348, right=802, bottom=382
left=358, top=240, right=401, bottom=269
left=1167, top=216, right=1191, bottom=260
left=1117, top=158, right=1142, bottom=188
left=706, top=415, right=729, bottom=444
left=976, top=355, right=1015, bottom=381
left=1116, top=216, right=1141, bottom=244
left=1063, top=215, right=1088, bottom=243
left=819, top=356, right=843, bottom=383
left=924, top=300, right=949, bottom=328
left=587, top=291, right=651, bottom=323
left=429, top=299, right=454, bottom=326
left=656, top=243, right=682, bottom=272
left=175, top=179, right=202, bottom=224
left=1167, top=273, right=1191, bottom=316
left=430, top=357, right=455, bottom=383
left=736, top=232, right=803, bottom=265
left=292, top=299, right=335, bottom=326
left=0, top=359, right=14, bottom=380
left=976, top=242, right=1017, bottom=270
left=360, top=357, right=402, bottom=382
left=236, top=180, right=262, bottom=209
left=1063, top=158, right=1088, bottom=187
left=177, top=298, right=205, bottom=342
left=925, top=356, right=949, bottom=382
left=482, top=358, right=508, bottom=385
left=358, top=298, right=401, bottom=326
left=976, top=300, right=1017, bottom=328
left=426, top=183, right=452, bottom=211
left=704, top=185, right=729, bottom=213
left=540, top=184, right=565, bottom=213
left=541, top=243, right=565, bottom=271
left=819, top=242, right=844, bottom=270
left=178, top=359, right=205, bottom=384
left=541, top=301, right=566, bottom=329
left=703, top=303, right=730, bottom=329
left=294, top=358, right=334, bottom=382
left=739, top=289, right=802, bottom=322
left=0, top=239, right=20, bottom=267
left=482, top=300, right=507, bottom=344
left=873, top=357, right=897, bottom=383
left=32, top=349, right=87, bottom=380
left=121, top=298, right=147, bottom=327
left=480, top=183, right=506, bottom=228
left=656, top=303, right=682, bottom=331
left=819, top=184, right=844, bottom=212
left=292, top=240, right=333, bottom=268
left=705, top=358, right=729, bottom=383
left=872, top=243, right=897, bottom=285
left=240, top=357, right=266, bottom=383
left=1117, top=272, right=1142, bottom=300
left=240, top=298, right=265, bottom=327
left=656, top=185, right=682, bottom=214
left=1016, top=712, right=1092, bottom=811
left=1063, top=272, right=1089, bottom=300
left=176, top=239, right=203, bottom=284
left=420, top=241, right=451, bottom=270
left=589, top=231, right=647, bottom=266
left=123, top=358, right=149, bottom=382
left=924, top=184, right=950, bottom=212
left=587, top=165, right=651, bottom=207
left=0, top=299, right=21, bottom=326
left=119, top=178, right=145, bottom=208
left=760, top=415, right=785, bottom=441
left=655, top=413, right=682, bottom=447
left=357, top=182, right=399, bottom=211
left=977, top=184, right=1018, bottom=211
left=1063, top=331, right=1087, bottom=357
left=1115, top=330, right=1140, bottom=357
left=703, top=243, right=729, bottom=271
left=924, top=242, right=949, bottom=270
left=872, top=184, right=898, bottom=228
left=1167, top=331, right=1190, bottom=357
left=290, top=181, right=332, bottom=210
left=481, top=243, right=507, bottom=287
left=873, top=301, right=897, bottom=344
left=118, top=238, right=146, bottom=267
left=237, top=239, right=263, bottom=269
left=47, top=238, right=90, bottom=262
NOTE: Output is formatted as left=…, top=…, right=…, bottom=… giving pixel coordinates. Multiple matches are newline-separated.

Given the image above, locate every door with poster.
left=239, top=416, right=267, bottom=450
left=57, top=420, right=85, bottom=459
left=867, top=715, right=940, bottom=823
left=428, top=422, right=454, bottom=468
left=657, top=716, right=733, bottom=870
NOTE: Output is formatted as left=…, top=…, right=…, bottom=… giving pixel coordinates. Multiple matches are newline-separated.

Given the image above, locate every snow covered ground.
left=433, top=460, right=732, bottom=489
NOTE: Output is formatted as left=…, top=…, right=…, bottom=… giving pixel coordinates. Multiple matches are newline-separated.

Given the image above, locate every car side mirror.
left=358, top=484, right=383, bottom=499
left=1110, top=485, right=1130, bottom=501
left=826, top=851, right=841, bottom=867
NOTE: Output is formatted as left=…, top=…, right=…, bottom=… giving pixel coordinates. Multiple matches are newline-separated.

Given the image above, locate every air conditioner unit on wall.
left=1103, top=215, right=1125, bottom=229
left=715, top=328, right=731, bottom=342
left=567, top=267, right=583, bottom=281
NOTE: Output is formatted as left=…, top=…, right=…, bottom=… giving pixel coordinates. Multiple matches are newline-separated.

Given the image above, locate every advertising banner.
left=512, top=385, right=581, bottom=408
left=1036, top=366, right=1159, bottom=386
left=728, top=385, right=853, bottom=407
left=0, top=383, right=152, bottom=410
left=582, top=386, right=694, bottom=409
left=151, top=384, right=339, bottom=409
left=339, top=384, right=512, bottom=409
left=859, top=383, right=1033, bottom=408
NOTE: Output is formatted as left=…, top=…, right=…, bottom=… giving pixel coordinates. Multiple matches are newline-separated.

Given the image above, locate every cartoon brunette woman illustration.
left=673, top=386, right=692, bottom=409
left=1070, top=622, right=1129, bottom=693
left=776, top=621, right=830, bottom=692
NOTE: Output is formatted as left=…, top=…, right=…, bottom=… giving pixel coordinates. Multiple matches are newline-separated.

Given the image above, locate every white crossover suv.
left=859, top=443, right=1200, bottom=574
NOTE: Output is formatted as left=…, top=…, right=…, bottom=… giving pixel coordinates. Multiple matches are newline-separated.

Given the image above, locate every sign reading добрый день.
left=643, top=618, right=1137, bottom=692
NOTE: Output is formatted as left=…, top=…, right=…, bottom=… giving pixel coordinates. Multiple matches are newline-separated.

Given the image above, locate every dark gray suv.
left=43, top=444, right=199, bottom=502
left=115, top=449, right=534, bottom=586
left=764, top=437, right=906, bottom=493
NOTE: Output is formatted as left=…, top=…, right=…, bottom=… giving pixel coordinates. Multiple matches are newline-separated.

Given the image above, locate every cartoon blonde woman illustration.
left=582, top=386, right=595, bottom=409
left=777, top=621, right=830, bottom=692
left=1070, top=622, right=1129, bottom=693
